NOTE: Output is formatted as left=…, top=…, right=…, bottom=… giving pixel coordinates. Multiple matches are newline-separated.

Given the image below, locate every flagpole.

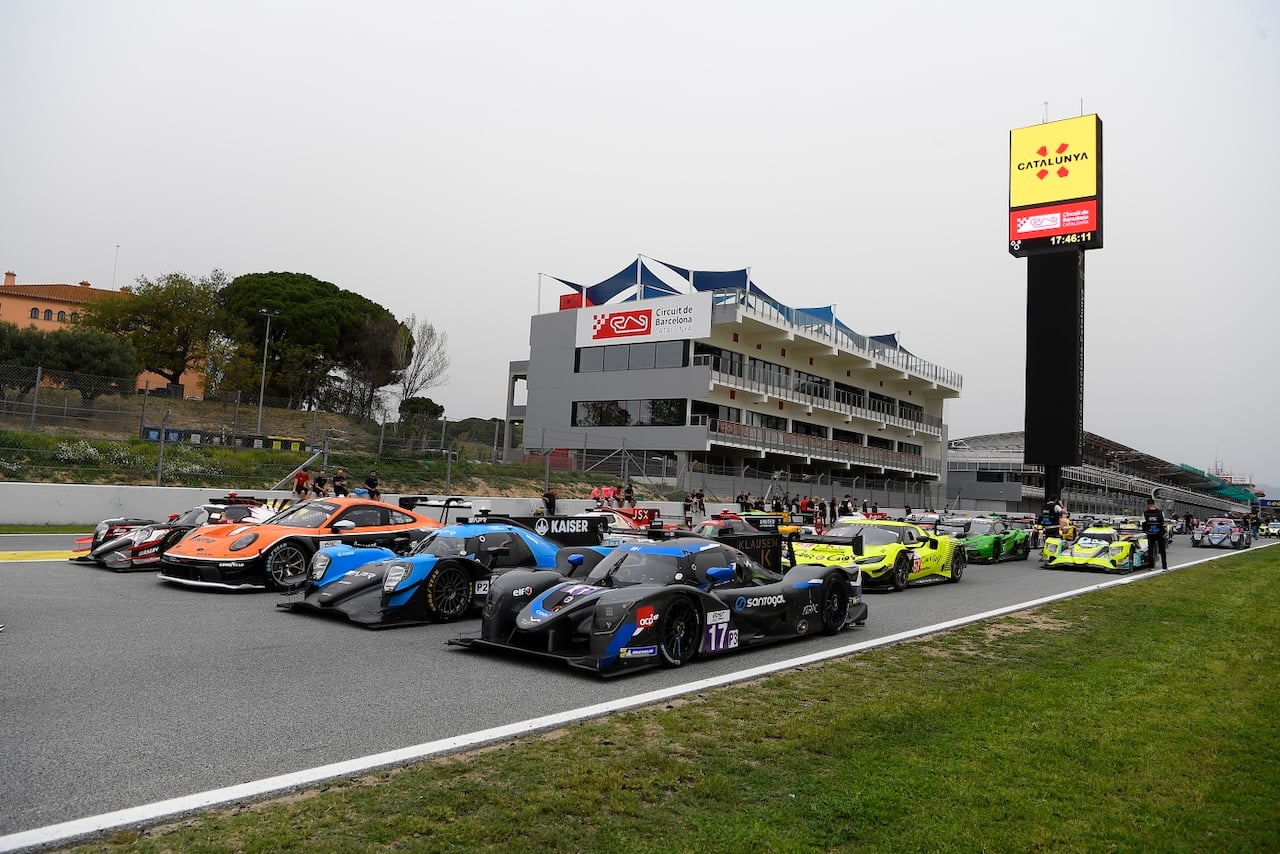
left=636, top=253, right=642, bottom=300
left=536, top=273, right=542, bottom=314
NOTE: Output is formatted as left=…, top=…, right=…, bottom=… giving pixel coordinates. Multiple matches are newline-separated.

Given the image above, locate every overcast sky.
left=2, top=1, right=1276, bottom=487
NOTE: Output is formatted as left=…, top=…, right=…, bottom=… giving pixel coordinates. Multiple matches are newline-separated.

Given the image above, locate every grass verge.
left=68, top=550, right=1280, bottom=853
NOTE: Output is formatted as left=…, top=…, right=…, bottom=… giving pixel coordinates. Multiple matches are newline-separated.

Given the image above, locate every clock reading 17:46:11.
left=1049, top=232, right=1093, bottom=245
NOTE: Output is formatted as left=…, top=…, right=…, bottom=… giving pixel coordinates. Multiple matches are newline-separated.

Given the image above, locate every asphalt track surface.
left=0, top=534, right=1268, bottom=846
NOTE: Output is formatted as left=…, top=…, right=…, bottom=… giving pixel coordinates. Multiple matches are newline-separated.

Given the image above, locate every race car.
left=1040, top=525, right=1154, bottom=572
left=785, top=519, right=965, bottom=591
left=1190, top=518, right=1251, bottom=549
left=1263, top=520, right=1280, bottom=539
left=279, top=519, right=606, bottom=627
left=158, top=497, right=440, bottom=591
left=71, top=493, right=285, bottom=562
left=686, top=514, right=763, bottom=537
left=451, top=536, right=868, bottom=675
left=87, top=500, right=278, bottom=571
left=935, top=517, right=1031, bottom=563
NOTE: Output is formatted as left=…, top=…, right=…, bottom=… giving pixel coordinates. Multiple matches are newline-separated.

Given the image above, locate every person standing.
left=331, top=469, right=349, bottom=497
left=623, top=483, right=635, bottom=508
left=861, top=498, right=870, bottom=514
left=293, top=466, right=311, bottom=500
left=1143, top=498, right=1168, bottom=570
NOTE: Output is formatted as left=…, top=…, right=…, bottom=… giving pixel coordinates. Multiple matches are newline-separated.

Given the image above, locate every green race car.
left=936, top=517, right=1031, bottom=563
left=1040, top=524, right=1154, bottom=573
left=786, top=520, right=966, bottom=591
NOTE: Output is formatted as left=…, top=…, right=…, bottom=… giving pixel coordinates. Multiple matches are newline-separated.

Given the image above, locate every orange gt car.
left=158, top=497, right=440, bottom=591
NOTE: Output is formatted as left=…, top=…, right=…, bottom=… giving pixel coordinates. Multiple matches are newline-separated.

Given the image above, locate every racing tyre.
left=819, top=572, right=850, bottom=635
left=264, top=541, right=310, bottom=590
left=657, top=597, right=701, bottom=667
left=425, top=562, right=473, bottom=622
left=891, top=554, right=911, bottom=592
left=1018, top=540, right=1031, bottom=560
left=947, top=548, right=966, bottom=583
left=991, top=540, right=1001, bottom=563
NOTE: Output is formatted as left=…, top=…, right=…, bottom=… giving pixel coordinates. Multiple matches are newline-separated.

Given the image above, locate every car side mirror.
left=927, top=537, right=938, bottom=549
left=567, top=553, right=584, bottom=568
left=332, top=520, right=356, bottom=531
left=707, top=566, right=734, bottom=586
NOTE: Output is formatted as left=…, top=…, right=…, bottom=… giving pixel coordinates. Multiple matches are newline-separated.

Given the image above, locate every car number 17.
left=705, top=622, right=739, bottom=654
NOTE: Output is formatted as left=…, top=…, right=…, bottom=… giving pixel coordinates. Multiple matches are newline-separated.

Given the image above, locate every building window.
left=691, top=401, right=741, bottom=423
left=29, top=307, right=39, bottom=319
left=572, top=398, right=686, bottom=427
left=867, top=435, right=894, bottom=451
left=577, top=348, right=605, bottom=372
left=576, top=341, right=686, bottom=373
left=57, top=311, right=67, bottom=322
left=43, top=309, right=53, bottom=321
left=898, top=441, right=922, bottom=456
left=746, top=410, right=786, bottom=431
left=835, top=381, right=865, bottom=408
left=832, top=427, right=864, bottom=445
left=794, top=371, right=831, bottom=400
left=792, top=419, right=828, bottom=438
left=70, top=312, right=79, bottom=323
left=976, top=471, right=1005, bottom=483
left=654, top=340, right=685, bottom=368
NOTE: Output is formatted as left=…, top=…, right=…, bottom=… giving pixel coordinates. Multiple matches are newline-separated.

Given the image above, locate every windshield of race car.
left=173, top=507, right=214, bottom=526
left=264, top=501, right=340, bottom=529
left=965, top=520, right=995, bottom=535
left=584, top=549, right=689, bottom=587
left=826, top=524, right=905, bottom=546
left=412, top=535, right=470, bottom=557
left=1075, top=531, right=1117, bottom=546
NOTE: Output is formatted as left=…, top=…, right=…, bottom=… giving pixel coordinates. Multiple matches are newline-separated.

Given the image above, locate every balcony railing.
left=705, top=417, right=942, bottom=476
left=694, top=355, right=943, bottom=436
left=708, top=288, right=963, bottom=390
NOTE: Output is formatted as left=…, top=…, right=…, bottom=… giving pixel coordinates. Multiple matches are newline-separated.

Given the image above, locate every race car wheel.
left=657, top=597, right=701, bottom=667
left=890, top=554, right=911, bottom=592
left=991, top=540, right=1002, bottom=563
left=425, top=563, right=473, bottom=622
left=947, top=549, right=965, bottom=583
left=1019, top=540, right=1031, bottom=560
left=264, top=541, right=310, bottom=590
left=819, top=572, right=850, bottom=635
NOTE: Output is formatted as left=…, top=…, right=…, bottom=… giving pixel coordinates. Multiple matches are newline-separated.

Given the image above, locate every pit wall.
left=0, top=482, right=687, bottom=527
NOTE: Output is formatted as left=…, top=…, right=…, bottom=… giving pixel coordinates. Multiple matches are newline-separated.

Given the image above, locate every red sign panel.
left=589, top=308, right=653, bottom=341
left=1008, top=199, right=1101, bottom=256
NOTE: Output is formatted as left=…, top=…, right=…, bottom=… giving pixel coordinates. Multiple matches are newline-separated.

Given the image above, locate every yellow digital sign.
left=1009, top=114, right=1101, bottom=208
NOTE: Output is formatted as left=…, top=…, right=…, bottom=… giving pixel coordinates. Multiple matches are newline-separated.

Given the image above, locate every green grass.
left=68, top=549, right=1280, bottom=853
left=0, top=524, right=89, bottom=533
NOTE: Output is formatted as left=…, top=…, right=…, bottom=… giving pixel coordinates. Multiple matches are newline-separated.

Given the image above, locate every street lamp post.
left=256, top=309, right=280, bottom=436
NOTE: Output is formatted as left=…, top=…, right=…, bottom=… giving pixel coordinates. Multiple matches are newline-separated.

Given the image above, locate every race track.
left=0, top=535, right=1265, bottom=844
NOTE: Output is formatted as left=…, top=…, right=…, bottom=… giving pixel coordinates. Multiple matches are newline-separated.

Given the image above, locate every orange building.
left=0, top=271, right=204, bottom=397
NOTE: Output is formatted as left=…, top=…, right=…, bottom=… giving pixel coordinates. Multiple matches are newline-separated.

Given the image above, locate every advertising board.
left=574, top=292, right=712, bottom=347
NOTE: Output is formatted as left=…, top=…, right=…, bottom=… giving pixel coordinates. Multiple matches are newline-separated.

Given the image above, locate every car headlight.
left=383, top=561, right=413, bottom=593
left=229, top=532, right=260, bottom=552
left=94, top=521, right=109, bottom=538
left=310, top=551, right=330, bottom=580
left=129, top=526, right=155, bottom=544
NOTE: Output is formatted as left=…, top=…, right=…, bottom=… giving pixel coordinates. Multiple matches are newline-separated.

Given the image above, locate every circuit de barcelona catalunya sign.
left=1008, top=114, right=1103, bottom=257
left=574, top=292, right=712, bottom=347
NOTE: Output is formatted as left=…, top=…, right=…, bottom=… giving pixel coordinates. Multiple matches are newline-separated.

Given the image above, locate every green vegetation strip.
left=76, top=552, right=1279, bottom=853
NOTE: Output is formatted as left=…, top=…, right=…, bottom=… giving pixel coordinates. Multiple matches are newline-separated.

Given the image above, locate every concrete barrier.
left=0, top=482, right=688, bottom=527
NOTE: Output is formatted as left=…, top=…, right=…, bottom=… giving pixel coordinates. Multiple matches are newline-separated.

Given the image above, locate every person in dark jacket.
left=1143, top=498, right=1168, bottom=570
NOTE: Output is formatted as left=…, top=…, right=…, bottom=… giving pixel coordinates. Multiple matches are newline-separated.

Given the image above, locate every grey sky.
left=2, top=0, right=1276, bottom=487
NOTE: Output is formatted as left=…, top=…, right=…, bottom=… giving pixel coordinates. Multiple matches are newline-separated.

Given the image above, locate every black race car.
left=451, top=536, right=868, bottom=675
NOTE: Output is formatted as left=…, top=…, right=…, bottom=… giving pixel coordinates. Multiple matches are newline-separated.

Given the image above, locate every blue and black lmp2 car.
left=279, top=519, right=607, bottom=628
left=451, top=536, right=868, bottom=675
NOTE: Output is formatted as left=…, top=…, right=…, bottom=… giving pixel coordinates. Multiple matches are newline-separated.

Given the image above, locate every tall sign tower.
left=1009, top=114, right=1103, bottom=503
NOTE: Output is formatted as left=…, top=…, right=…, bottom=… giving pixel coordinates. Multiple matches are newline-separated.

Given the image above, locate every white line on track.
left=2, top=542, right=1274, bottom=853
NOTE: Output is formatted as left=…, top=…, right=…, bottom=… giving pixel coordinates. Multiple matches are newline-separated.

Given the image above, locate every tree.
left=220, top=272, right=405, bottom=419
left=80, top=269, right=229, bottom=387
left=399, top=396, right=444, bottom=449
left=393, top=315, right=450, bottom=403
left=45, top=327, right=141, bottom=401
left=0, top=322, right=47, bottom=399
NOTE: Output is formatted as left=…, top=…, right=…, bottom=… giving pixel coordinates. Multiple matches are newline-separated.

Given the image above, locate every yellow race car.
left=1040, top=524, right=1154, bottom=573
left=785, top=519, right=966, bottom=591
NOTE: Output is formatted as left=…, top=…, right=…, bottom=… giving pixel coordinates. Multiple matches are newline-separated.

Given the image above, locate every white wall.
left=0, top=482, right=687, bottom=526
